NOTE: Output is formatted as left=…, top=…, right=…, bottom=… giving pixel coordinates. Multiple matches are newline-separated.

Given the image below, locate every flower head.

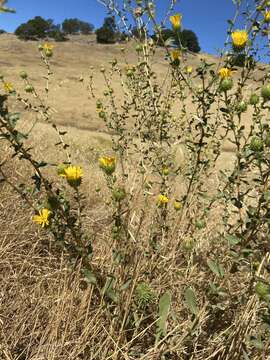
left=99, top=156, right=116, bottom=175
left=174, top=201, right=182, bottom=211
left=170, top=13, right=182, bottom=31
left=264, top=10, right=270, bottom=23
left=157, top=194, right=169, bottom=208
left=33, top=208, right=51, bottom=228
left=42, top=42, right=54, bottom=57
left=231, top=30, right=248, bottom=49
left=3, top=82, right=14, bottom=93
left=218, top=67, right=234, bottom=79
left=186, top=65, right=193, bottom=74
left=60, top=165, right=83, bottom=187
left=171, top=49, right=181, bottom=62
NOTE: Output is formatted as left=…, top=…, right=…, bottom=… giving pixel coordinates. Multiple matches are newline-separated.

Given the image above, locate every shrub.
left=152, top=27, right=201, bottom=52
left=79, top=21, right=94, bottom=35
left=180, top=29, right=201, bottom=53
left=62, top=18, right=80, bottom=34
left=96, top=17, right=117, bottom=44
left=15, top=16, right=52, bottom=40
left=62, top=18, right=94, bottom=35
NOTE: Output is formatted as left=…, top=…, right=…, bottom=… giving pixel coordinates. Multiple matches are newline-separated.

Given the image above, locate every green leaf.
left=120, top=278, right=132, bottom=291
left=157, top=292, right=171, bottom=338
left=249, top=337, right=264, bottom=350
left=7, top=112, right=20, bottom=128
left=225, top=234, right=241, bottom=245
left=103, top=276, right=118, bottom=303
left=184, top=287, right=198, bottom=316
left=207, top=259, right=225, bottom=278
left=82, top=268, right=97, bottom=285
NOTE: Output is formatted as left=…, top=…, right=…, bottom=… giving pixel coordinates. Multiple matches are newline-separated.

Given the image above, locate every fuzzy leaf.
left=157, top=292, right=171, bottom=338
left=83, top=268, right=97, bottom=285
left=184, top=287, right=198, bottom=315
left=207, top=259, right=225, bottom=278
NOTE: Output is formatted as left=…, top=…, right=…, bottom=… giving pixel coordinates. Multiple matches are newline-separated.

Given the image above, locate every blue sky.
left=0, top=0, right=245, bottom=55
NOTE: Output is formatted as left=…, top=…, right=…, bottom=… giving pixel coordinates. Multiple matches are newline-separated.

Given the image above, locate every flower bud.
left=249, top=93, right=259, bottom=105
left=236, top=100, right=247, bottom=113
left=20, top=71, right=28, bottom=79
left=112, top=187, right=126, bottom=202
left=219, top=78, right=233, bottom=92
left=25, top=85, right=34, bottom=93
left=250, top=136, right=264, bottom=152
left=261, top=84, right=270, bottom=101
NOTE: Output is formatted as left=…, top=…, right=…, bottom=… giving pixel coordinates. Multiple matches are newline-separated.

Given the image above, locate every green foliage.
left=152, top=27, right=200, bottom=52
left=62, top=18, right=94, bottom=35
left=152, top=28, right=175, bottom=45
left=180, top=29, right=201, bottom=53
left=156, top=292, right=171, bottom=339
left=184, top=287, right=199, bottom=315
left=14, top=16, right=67, bottom=41
left=15, top=16, right=52, bottom=40
left=135, top=282, right=156, bottom=308
left=96, top=16, right=117, bottom=44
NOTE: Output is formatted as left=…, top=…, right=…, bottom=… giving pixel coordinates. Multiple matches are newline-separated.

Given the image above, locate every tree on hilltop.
left=96, top=16, right=117, bottom=44
left=15, top=16, right=67, bottom=41
left=62, top=18, right=94, bottom=35
left=152, top=27, right=201, bottom=53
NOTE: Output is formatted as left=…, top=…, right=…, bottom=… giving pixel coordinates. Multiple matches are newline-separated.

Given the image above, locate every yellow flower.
left=33, top=208, right=51, bottom=228
left=162, top=167, right=169, bottom=176
left=171, top=49, right=181, bottom=62
left=60, top=165, right=83, bottom=187
left=3, top=82, right=14, bottom=93
left=43, top=42, right=54, bottom=52
left=231, top=30, right=248, bottom=49
left=99, top=156, right=116, bottom=175
left=174, top=201, right=182, bottom=211
left=218, top=67, right=233, bottom=79
left=157, top=194, right=169, bottom=207
left=170, top=13, right=182, bottom=30
left=264, top=10, right=270, bottom=23
left=186, top=65, right=193, bottom=74
left=42, top=42, right=54, bottom=57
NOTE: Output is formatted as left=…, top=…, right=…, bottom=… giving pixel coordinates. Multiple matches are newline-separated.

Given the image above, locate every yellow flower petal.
left=170, top=14, right=182, bottom=30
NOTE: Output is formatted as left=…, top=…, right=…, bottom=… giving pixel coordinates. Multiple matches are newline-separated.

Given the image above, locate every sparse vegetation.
left=1, top=0, right=270, bottom=359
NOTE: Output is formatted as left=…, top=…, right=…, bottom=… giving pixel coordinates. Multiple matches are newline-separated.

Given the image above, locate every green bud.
left=250, top=136, right=264, bottom=152
left=236, top=100, right=247, bottom=113
left=183, top=238, right=194, bottom=251
left=112, top=187, right=126, bottom=202
left=20, top=71, right=28, bottom=80
left=25, top=84, right=34, bottom=93
left=195, top=220, right=206, bottom=230
left=261, top=84, right=270, bottom=101
left=126, top=69, right=133, bottom=77
left=249, top=93, right=259, bottom=105
left=219, top=78, right=233, bottom=92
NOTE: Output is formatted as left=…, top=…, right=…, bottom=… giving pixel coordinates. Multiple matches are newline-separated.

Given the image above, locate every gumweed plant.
left=1, top=0, right=270, bottom=358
